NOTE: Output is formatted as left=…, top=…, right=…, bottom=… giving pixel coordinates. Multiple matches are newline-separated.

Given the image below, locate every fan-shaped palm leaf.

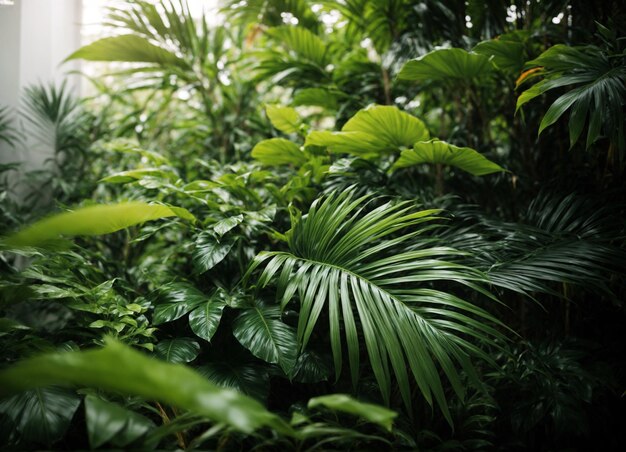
left=246, top=191, right=506, bottom=422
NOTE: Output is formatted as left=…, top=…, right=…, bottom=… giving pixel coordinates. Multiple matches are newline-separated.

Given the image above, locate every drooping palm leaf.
left=516, top=42, right=626, bottom=152
left=247, top=191, right=506, bottom=422
left=440, top=192, right=626, bottom=298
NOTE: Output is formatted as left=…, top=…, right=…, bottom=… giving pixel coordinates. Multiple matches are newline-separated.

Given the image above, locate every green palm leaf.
left=247, top=191, right=506, bottom=422
left=65, top=34, right=186, bottom=67
left=516, top=43, right=626, bottom=151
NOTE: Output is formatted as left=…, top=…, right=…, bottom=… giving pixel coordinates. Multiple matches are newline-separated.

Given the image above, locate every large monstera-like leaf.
left=393, top=139, right=506, bottom=176
left=516, top=43, right=626, bottom=151
left=247, top=191, right=505, bottom=423
left=398, top=48, right=495, bottom=83
left=305, top=105, right=430, bottom=158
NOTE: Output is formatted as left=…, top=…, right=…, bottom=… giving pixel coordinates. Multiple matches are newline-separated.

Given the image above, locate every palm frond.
left=441, top=192, right=626, bottom=298
left=0, top=106, right=20, bottom=148
left=247, top=190, right=506, bottom=423
left=21, top=82, right=88, bottom=164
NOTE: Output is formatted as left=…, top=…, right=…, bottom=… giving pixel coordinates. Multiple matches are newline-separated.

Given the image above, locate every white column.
left=0, top=0, right=82, bottom=169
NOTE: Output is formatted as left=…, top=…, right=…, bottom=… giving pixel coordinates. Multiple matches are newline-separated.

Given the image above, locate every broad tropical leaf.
left=0, top=339, right=291, bottom=434
left=152, top=282, right=209, bottom=325
left=247, top=191, right=506, bottom=422
left=213, top=215, right=244, bottom=237
left=308, top=394, right=397, bottom=431
left=473, top=34, right=526, bottom=73
left=0, top=387, right=80, bottom=447
left=232, top=302, right=298, bottom=375
left=398, top=48, right=494, bottom=82
left=293, top=87, right=339, bottom=109
left=154, top=338, right=200, bottom=363
left=189, top=296, right=227, bottom=342
left=193, top=232, right=235, bottom=274
left=2, top=203, right=182, bottom=249
left=305, top=105, right=430, bottom=157
left=85, top=395, right=155, bottom=449
left=265, top=105, right=301, bottom=134
left=393, top=139, right=506, bottom=176
left=252, top=138, right=308, bottom=166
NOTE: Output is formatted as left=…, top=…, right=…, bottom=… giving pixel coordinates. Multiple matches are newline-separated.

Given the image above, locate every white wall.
left=0, top=0, right=82, bottom=171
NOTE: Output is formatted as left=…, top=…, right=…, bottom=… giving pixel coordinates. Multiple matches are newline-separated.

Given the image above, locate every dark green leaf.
left=85, top=395, right=154, bottom=449
left=233, top=303, right=298, bottom=375
left=154, top=338, right=200, bottom=363
left=197, top=362, right=270, bottom=401
left=152, top=282, right=208, bottom=325
left=193, top=232, right=235, bottom=274
left=189, top=294, right=227, bottom=342
left=0, top=387, right=80, bottom=446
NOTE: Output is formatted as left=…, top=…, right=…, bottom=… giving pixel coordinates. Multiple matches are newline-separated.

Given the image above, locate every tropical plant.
left=1, top=0, right=625, bottom=450
left=516, top=23, right=626, bottom=164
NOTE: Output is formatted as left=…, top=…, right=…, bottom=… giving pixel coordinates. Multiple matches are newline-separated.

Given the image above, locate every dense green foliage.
left=1, top=0, right=625, bottom=449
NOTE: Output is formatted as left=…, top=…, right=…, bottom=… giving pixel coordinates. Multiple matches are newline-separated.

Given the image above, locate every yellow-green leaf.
left=2, top=203, right=180, bottom=249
